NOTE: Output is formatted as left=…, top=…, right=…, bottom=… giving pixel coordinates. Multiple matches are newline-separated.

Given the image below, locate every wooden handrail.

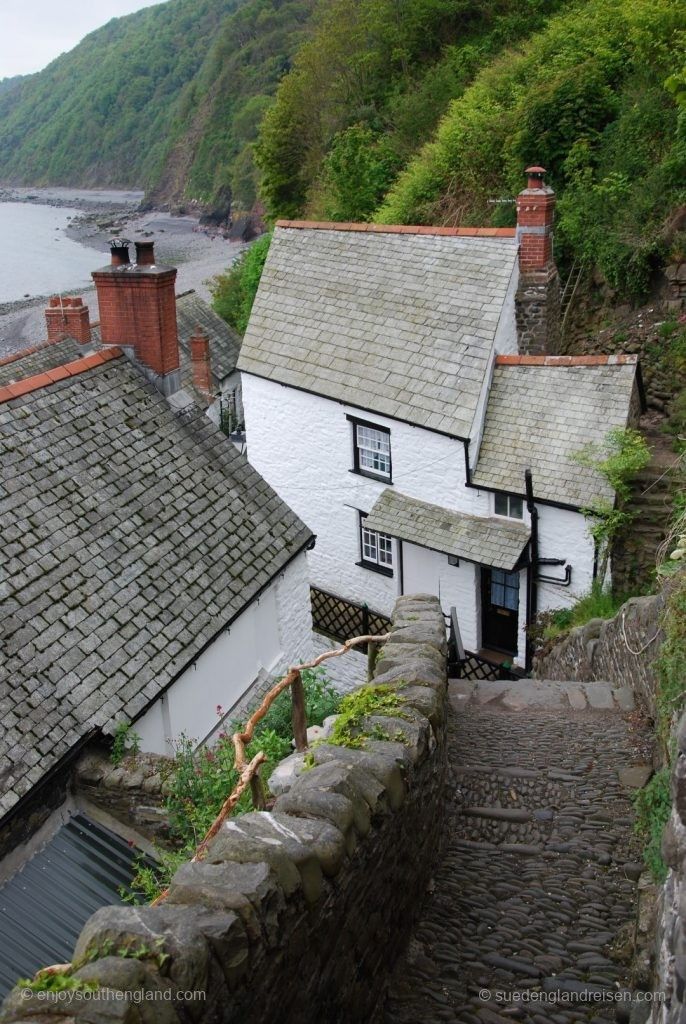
left=150, top=630, right=391, bottom=907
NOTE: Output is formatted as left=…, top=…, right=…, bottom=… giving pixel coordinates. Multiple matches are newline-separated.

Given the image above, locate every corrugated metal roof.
left=0, top=813, right=147, bottom=998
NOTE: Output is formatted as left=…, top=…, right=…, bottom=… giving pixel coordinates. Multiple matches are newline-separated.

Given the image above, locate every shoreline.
left=0, top=188, right=248, bottom=356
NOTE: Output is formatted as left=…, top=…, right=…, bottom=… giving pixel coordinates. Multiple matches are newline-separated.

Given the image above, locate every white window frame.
left=349, top=416, right=392, bottom=481
left=358, top=514, right=394, bottom=576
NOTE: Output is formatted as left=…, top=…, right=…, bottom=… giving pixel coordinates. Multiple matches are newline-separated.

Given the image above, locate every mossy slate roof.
left=472, top=360, right=639, bottom=507
left=0, top=336, right=82, bottom=387
left=176, top=290, right=242, bottom=386
left=238, top=226, right=517, bottom=438
left=0, top=356, right=312, bottom=820
left=364, top=489, right=530, bottom=571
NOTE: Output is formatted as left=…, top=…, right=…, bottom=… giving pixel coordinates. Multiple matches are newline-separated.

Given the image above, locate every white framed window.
left=359, top=513, right=393, bottom=576
left=494, top=493, right=524, bottom=520
left=349, top=416, right=392, bottom=481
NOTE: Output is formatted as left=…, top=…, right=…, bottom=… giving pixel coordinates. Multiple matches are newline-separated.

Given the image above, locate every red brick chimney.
left=45, top=296, right=92, bottom=346
left=190, top=326, right=213, bottom=397
left=92, top=238, right=181, bottom=395
left=515, top=166, right=560, bottom=355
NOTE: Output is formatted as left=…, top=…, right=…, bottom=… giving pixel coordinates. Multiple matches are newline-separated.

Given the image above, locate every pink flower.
left=216, top=705, right=223, bottom=716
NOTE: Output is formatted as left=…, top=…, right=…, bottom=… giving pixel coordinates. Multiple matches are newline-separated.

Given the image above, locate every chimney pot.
left=135, top=240, right=156, bottom=266
left=49, top=295, right=60, bottom=308
left=525, top=165, right=547, bottom=190
left=109, top=238, right=131, bottom=267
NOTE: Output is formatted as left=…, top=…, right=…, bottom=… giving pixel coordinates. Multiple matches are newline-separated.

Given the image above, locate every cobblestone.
left=377, top=679, right=653, bottom=1024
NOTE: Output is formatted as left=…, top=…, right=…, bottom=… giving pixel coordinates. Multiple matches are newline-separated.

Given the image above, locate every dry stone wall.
left=0, top=594, right=448, bottom=1024
left=533, top=592, right=665, bottom=720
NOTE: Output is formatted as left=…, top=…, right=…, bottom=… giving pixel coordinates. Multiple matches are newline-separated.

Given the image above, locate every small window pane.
left=360, top=518, right=393, bottom=571
left=494, top=493, right=508, bottom=516
left=491, top=569, right=519, bottom=610
left=509, top=496, right=523, bottom=519
left=356, top=424, right=391, bottom=477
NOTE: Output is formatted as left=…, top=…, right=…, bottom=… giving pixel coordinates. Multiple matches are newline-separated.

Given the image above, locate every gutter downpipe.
left=525, top=468, right=538, bottom=673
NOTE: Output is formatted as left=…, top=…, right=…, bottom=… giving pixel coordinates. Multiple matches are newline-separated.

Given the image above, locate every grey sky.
left=0, top=0, right=167, bottom=79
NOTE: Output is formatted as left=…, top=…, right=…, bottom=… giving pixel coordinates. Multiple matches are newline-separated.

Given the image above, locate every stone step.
left=450, top=678, right=634, bottom=712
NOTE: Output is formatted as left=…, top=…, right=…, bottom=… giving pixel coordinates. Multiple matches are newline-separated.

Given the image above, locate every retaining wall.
left=533, top=592, right=665, bottom=720
left=0, top=594, right=448, bottom=1024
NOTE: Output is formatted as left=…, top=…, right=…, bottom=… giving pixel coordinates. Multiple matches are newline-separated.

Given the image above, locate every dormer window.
left=494, top=493, right=523, bottom=520
left=349, top=416, right=392, bottom=482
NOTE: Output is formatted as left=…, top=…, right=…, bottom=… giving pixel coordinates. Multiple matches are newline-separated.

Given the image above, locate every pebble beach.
left=0, top=187, right=248, bottom=359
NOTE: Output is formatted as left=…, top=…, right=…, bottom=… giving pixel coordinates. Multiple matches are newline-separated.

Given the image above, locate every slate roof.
left=364, top=489, right=530, bottom=571
left=472, top=356, right=640, bottom=507
left=0, top=336, right=83, bottom=387
left=176, top=290, right=242, bottom=386
left=0, top=355, right=312, bottom=820
left=238, top=223, right=518, bottom=439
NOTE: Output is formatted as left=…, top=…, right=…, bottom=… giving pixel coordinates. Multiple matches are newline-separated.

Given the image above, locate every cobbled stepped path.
left=378, top=679, right=653, bottom=1024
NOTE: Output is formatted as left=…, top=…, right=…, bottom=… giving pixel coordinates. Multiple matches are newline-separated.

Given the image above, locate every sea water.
left=0, top=201, right=106, bottom=304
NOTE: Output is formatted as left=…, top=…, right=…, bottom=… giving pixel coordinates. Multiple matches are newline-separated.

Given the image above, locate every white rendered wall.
left=242, top=374, right=494, bottom=616
left=133, top=552, right=311, bottom=755
left=241, top=375, right=596, bottom=667
left=536, top=504, right=596, bottom=612
left=402, top=542, right=478, bottom=651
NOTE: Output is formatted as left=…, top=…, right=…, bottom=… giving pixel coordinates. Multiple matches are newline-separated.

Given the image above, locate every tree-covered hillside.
left=254, top=0, right=685, bottom=298
left=0, top=0, right=313, bottom=207
left=0, top=76, right=24, bottom=98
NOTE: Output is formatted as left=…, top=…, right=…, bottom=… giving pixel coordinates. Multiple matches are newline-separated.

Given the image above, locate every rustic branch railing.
left=149, top=630, right=391, bottom=908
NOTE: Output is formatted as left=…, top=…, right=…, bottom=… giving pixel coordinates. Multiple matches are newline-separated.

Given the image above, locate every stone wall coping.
left=1, top=594, right=448, bottom=1024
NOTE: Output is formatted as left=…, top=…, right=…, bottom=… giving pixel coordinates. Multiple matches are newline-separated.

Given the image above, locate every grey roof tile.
left=238, top=227, right=517, bottom=438
left=0, top=355, right=312, bottom=820
left=364, top=489, right=530, bottom=571
left=471, top=362, right=639, bottom=507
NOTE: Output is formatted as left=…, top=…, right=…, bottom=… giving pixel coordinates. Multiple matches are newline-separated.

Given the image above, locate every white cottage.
left=237, top=169, right=642, bottom=674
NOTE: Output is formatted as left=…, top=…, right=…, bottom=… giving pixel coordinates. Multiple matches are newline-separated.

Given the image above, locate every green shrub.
left=634, top=768, right=671, bottom=882
left=540, top=581, right=628, bottom=643
left=125, top=667, right=340, bottom=903
left=211, top=233, right=272, bottom=334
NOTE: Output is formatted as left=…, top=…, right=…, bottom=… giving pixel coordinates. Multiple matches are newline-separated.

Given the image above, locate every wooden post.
left=250, top=770, right=266, bottom=810
left=291, top=670, right=308, bottom=752
left=367, top=640, right=377, bottom=682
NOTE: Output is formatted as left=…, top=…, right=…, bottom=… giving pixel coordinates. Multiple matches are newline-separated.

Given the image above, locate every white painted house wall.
left=242, top=374, right=597, bottom=668
left=133, top=551, right=312, bottom=754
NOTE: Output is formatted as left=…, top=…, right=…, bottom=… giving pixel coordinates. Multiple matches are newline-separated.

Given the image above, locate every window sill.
left=356, top=560, right=394, bottom=578
left=350, top=469, right=393, bottom=485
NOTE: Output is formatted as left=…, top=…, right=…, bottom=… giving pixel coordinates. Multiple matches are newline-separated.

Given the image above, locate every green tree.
left=321, top=124, right=399, bottom=221
left=211, top=233, right=272, bottom=334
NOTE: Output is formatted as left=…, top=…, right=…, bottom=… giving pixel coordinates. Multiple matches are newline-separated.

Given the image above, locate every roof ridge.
left=495, top=354, right=638, bottom=367
left=275, top=219, right=516, bottom=238
left=0, top=348, right=123, bottom=403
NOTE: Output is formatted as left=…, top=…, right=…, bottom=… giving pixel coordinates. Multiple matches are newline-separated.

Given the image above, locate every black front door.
left=481, top=567, right=519, bottom=656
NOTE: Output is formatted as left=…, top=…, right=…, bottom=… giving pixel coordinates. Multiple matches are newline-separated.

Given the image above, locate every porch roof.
left=364, top=489, right=530, bottom=571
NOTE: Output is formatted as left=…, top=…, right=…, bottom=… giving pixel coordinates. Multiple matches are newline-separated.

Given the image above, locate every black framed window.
left=349, top=416, right=392, bottom=482
left=358, top=512, right=393, bottom=576
left=494, top=493, right=523, bottom=520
